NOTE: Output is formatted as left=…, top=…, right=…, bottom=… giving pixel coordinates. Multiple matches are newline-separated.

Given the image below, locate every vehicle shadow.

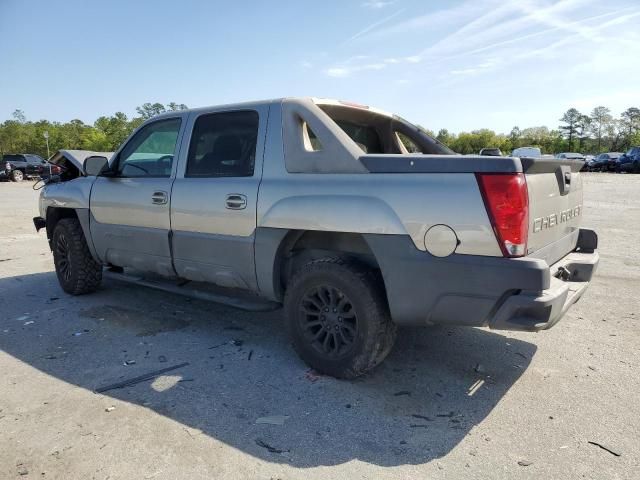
left=0, top=271, right=537, bottom=468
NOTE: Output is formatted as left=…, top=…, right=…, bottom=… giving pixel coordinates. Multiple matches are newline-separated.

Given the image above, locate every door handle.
left=151, top=191, right=168, bottom=205
left=225, top=194, right=247, bottom=210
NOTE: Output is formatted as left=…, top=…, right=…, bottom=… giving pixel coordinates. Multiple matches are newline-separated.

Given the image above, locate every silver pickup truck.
left=33, top=98, right=599, bottom=378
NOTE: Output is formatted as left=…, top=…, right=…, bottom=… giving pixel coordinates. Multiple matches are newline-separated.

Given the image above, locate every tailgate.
left=522, top=157, right=583, bottom=263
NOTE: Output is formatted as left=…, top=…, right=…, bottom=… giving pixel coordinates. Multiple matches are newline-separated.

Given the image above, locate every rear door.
left=170, top=106, right=268, bottom=290
left=90, top=115, right=186, bottom=276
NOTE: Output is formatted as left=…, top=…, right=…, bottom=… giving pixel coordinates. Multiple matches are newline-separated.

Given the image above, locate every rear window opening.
left=316, top=103, right=453, bottom=155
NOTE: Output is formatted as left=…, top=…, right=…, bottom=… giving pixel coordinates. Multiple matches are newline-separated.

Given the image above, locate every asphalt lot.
left=0, top=174, right=638, bottom=479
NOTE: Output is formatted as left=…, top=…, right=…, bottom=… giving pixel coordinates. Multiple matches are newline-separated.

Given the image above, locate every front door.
left=170, top=107, right=267, bottom=290
left=90, top=116, right=185, bottom=276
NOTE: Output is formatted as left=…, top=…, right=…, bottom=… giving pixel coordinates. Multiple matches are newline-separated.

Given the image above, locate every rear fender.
left=259, top=195, right=406, bottom=235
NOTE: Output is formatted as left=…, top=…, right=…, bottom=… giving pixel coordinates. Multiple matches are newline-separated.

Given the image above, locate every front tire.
left=10, top=170, right=23, bottom=182
left=284, top=258, right=397, bottom=379
left=52, top=218, right=102, bottom=295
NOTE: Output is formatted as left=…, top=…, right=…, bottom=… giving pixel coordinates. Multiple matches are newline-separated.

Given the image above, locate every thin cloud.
left=346, top=8, right=406, bottom=43
left=362, top=0, right=498, bottom=39
left=361, top=0, right=396, bottom=9
left=323, top=0, right=640, bottom=80
left=325, top=62, right=388, bottom=78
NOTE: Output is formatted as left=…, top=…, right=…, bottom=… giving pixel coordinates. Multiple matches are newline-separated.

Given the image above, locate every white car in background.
left=512, top=146, right=542, bottom=157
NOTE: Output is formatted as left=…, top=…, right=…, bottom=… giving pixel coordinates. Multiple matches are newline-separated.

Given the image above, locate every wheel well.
left=274, top=230, right=382, bottom=300
left=46, top=207, right=78, bottom=242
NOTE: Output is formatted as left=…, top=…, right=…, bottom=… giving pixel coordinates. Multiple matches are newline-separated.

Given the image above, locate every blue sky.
left=1, top=0, right=639, bottom=133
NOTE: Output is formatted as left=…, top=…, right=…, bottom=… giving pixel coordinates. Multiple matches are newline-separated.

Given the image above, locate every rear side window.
left=335, top=120, right=383, bottom=154
left=397, top=132, right=422, bottom=153
left=186, top=111, right=259, bottom=177
left=3, top=155, right=23, bottom=162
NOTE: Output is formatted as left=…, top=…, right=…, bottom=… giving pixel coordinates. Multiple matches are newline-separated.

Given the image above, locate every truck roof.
left=152, top=97, right=395, bottom=119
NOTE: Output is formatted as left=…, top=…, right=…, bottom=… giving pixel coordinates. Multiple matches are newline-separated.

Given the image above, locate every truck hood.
left=48, top=149, right=114, bottom=175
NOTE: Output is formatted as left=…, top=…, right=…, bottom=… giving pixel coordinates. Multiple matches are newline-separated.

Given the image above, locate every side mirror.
left=84, top=156, right=109, bottom=176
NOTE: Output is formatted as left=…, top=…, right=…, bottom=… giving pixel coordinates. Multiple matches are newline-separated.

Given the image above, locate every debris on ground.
left=158, top=355, right=167, bottom=363
left=411, top=414, right=433, bottom=421
left=105, top=406, right=116, bottom=412
left=16, top=315, right=29, bottom=322
left=588, top=441, right=622, bottom=457
left=409, top=424, right=429, bottom=428
left=248, top=350, right=253, bottom=361
left=255, top=438, right=289, bottom=454
left=394, top=390, right=411, bottom=397
left=305, top=369, right=321, bottom=382
left=230, top=339, right=244, bottom=346
left=95, top=362, right=190, bottom=393
left=23, top=320, right=34, bottom=325
left=123, top=360, right=136, bottom=366
left=474, top=363, right=485, bottom=373
left=256, top=415, right=289, bottom=425
left=437, top=411, right=455, bottom=418
left=16, top=463, right=28, bottom=476
left=517, top=460, right=533, bottom=467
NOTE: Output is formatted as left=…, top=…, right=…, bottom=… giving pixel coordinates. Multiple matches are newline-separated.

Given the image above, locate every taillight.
left=476, top=173, right=529, bottom=257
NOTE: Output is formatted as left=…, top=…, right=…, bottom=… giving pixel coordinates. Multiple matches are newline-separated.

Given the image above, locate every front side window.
left=186, top=111, right=259, bottom=177
left=117, top=118, right=182, bottom=177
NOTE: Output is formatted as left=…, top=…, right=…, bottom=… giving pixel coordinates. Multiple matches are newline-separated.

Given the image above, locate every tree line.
left=428, top=106, right=640, bottom=155
left=1, top=102, right=639, bottom=159
left=0, top=102, right=188, bottom=158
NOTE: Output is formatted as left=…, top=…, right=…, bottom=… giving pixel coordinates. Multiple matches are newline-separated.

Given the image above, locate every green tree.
left=135, top=102, right=168, bottom=120
left=436, top=128, right=454, bottom=145
left=576, top=114, right=591, bottom=151
left=559, top=108, right=581, bottom=151
left=12, top=109, right=26, bottom=123
left=590, top=106, right=612, bottom=152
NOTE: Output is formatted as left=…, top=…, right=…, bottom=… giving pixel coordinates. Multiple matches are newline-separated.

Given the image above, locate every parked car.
left=555, top=153, right=587, bottom=171
left=1, top=154, right=46, bottom=181
left=512, top=146, right=542, bottom=157
left=33, top=97, right=599, bottom=378
left=616, top=146, right=640, bottom=173
left=479, top=148, right=502, bottom=156
left=555, top=152, right=585, bottom=160
left=590, top=152, right=622, bottom=172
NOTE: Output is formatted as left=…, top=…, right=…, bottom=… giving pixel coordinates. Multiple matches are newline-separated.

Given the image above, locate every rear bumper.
left=364, top=229, right=599, bottom=331
left=489, top=249, right=598, bottom=331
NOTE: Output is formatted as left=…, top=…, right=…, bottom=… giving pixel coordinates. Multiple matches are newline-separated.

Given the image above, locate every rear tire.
left=52, top=218, right=102, bottom=295
left=284, top=257, right=396, bottom=379
left=10, top=170, right=23, bottom=182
